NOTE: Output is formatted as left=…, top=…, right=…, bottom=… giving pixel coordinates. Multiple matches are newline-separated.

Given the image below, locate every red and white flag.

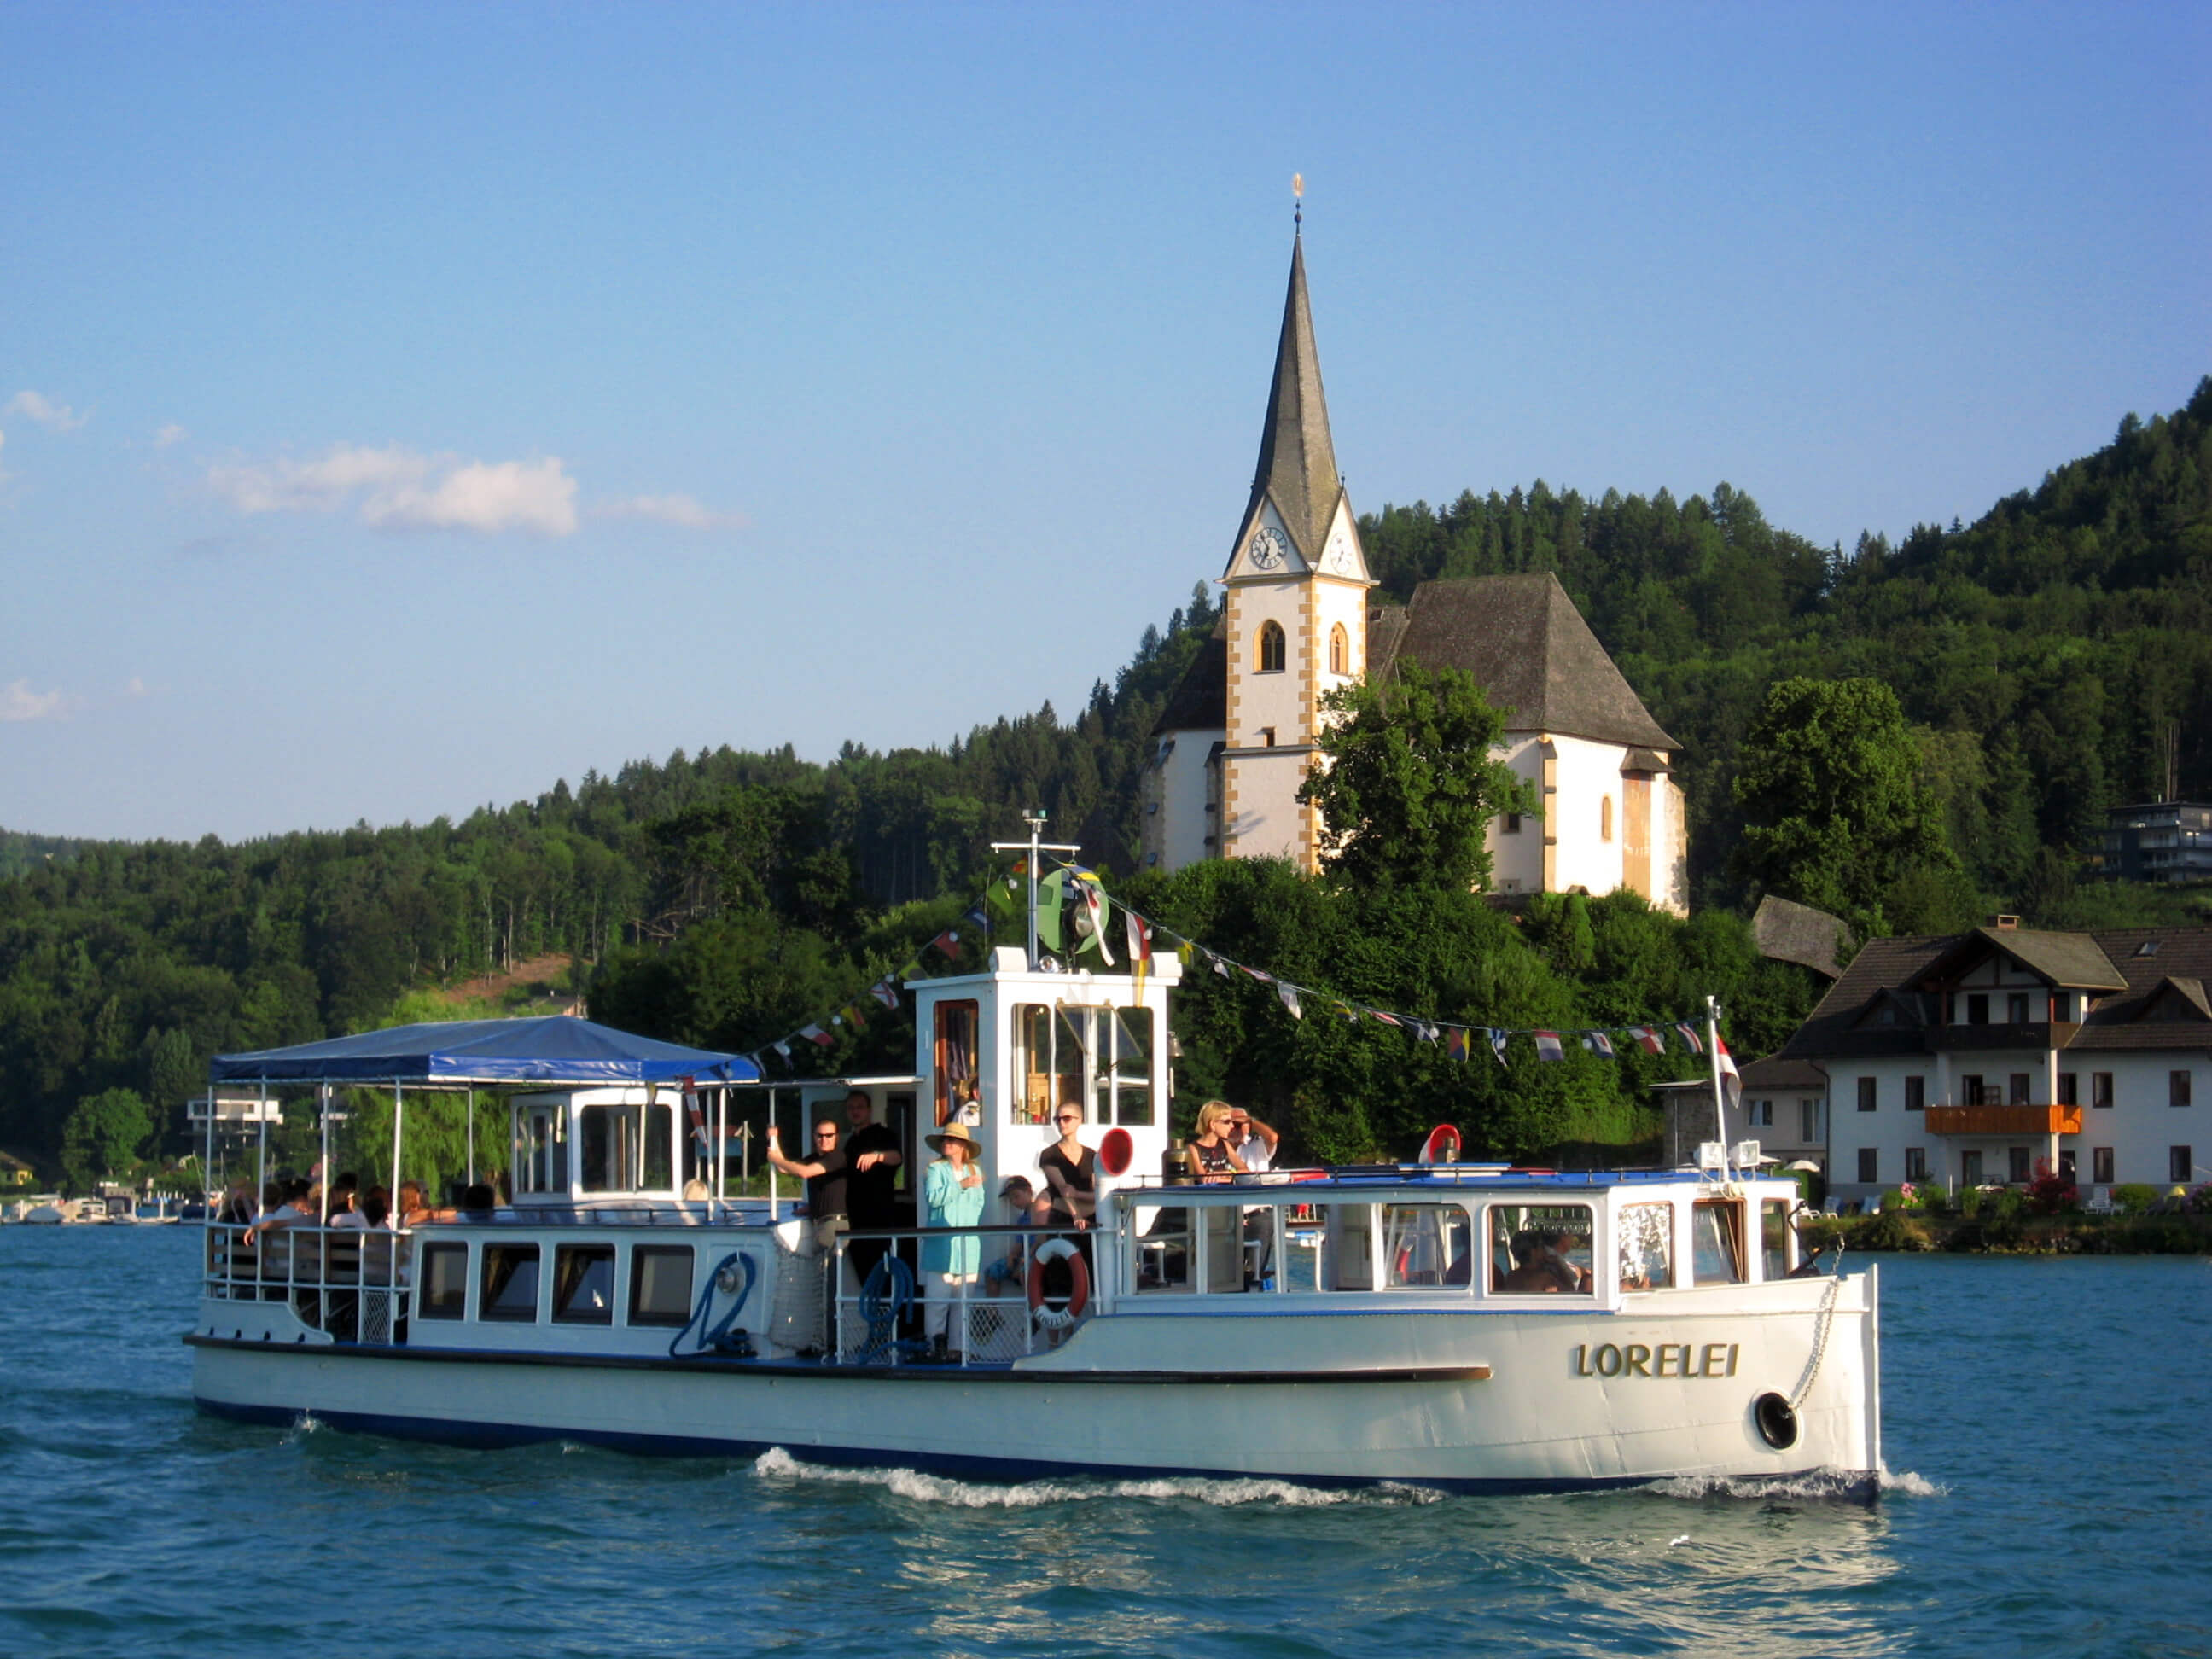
left=1714, top=1034, right=1742, bottom=1115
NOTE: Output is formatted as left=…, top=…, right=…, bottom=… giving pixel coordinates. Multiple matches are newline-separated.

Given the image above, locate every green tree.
left=61, top=1086, right=153, bottom=1190
left=1298, top=661, right=1534, bottom=894
left=1732, top=678, right=1959, bottom=936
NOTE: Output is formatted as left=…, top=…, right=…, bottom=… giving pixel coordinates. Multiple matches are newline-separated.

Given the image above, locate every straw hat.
left=927, top=1121, right=983, bottom=1157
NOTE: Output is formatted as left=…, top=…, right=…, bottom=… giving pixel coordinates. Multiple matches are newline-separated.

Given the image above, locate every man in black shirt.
left=765, top=1117, right=851, bottom=1351
left=840, top=1090, right=902, bottom=1290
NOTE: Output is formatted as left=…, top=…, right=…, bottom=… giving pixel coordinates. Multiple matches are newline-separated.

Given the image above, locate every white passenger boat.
left=187, top=893, right=1880, bottom=1495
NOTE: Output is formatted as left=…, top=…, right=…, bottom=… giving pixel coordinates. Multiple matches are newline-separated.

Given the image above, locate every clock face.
left=1249, top=527, right=1287, bottom=571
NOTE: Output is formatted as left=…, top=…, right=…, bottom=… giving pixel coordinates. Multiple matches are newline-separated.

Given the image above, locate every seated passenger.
left=1185, top=1101, right=1248, bottom=1183
left=984, top=1177, right=1034, bottom=1293
left=1499, top=1230, right=1583, bottom=1294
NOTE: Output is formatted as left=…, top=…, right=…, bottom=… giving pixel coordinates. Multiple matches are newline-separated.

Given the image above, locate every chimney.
left=1993, top=914, right=2020, bottom=931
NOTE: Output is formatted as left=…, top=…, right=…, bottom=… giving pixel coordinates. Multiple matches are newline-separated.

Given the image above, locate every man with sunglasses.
left=765, top=1115, right=851, bottom=1352
left=1225, top=1107, right=1280, bottom=1175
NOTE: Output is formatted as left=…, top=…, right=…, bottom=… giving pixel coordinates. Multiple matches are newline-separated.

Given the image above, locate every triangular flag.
left=1534, top=1030, right=1564, bottom=1062
left=1277, top=983, right=1303, bottom=1019
left=1582, top=1030, right=1615, bottom=1060
left=1715, top=1034, right=1743, bottom=1114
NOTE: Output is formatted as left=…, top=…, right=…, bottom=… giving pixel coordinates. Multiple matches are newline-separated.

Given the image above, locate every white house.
left=1772, top=921, right=2212, bottom=1206
left=1140, top=229, right=1687, bottom=912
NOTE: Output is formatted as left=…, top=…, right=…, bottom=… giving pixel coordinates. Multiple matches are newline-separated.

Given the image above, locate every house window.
left=2171, top=1146, right=2194, bottom=1185
left=1960, top=1150, right=1983, bottom=1185
left=1749, top=1099, right=1773, bottom=1127
left=1905, top=1076, right=1925, bottom=1112
left=1600, top=796, right=1614, bottom=842
left=2058, top=1073, right=2078, bottom=1107
left=1967, top=993, right=1989, bottom=1025
left=1960, top=1074, right=1985, bottom=1106
left=2009, top=1073, right=2030, bottom=1105
left=1801, top=1101, right=1819, bottom=1142
left=1329, top=622, right=1349, bottom=675
left=1256, top=620, right=1286, bottom=673
left=2007, top=992, right=2029, bottom=1023
left=2173, top=1070, right=2193, bottom=1108
left=2058, top=1149, right=2077, bottom=1182
left=2008, top=1146, right=2031, bottom=1183
left=1503, top=813, right=1522, bottom=834
left=2093, top=1146, right=2114, bottom=1185
left=1856, top=1077, right=1877, bottom=1113
left=1260, top=726, right=1277, bottom=748
left=1904, top=1147, right=1927, bottom=1182
left=2093, top=1073, right=2114, bottom=1109
left=2052, top=992, right=2075, bottom=1022
left=1856, top=1148, right=1877, bottom=1184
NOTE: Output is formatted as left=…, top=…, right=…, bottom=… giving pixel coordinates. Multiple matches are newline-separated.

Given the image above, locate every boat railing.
left=203, top=1222, right=412, bottom=1343
left=827, top=1222, right=1097, bottom=1367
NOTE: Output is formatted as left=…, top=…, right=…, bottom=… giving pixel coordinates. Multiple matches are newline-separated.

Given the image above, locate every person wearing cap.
left=984, top=1176, right=1033, bottom=1294
left=1225, top=1108, right=1279, bottom=1174
left=921, top=1121, right=986, bottom=1359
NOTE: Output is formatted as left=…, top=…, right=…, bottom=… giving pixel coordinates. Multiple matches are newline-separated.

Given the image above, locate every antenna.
left=988, top=812, right=1080, bottom=971
left=1292, top=172, right=1303, bottom=231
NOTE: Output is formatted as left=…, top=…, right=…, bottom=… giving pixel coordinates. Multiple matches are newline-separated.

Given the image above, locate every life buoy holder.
left=1027, top=1237, right=1091, bottom=1330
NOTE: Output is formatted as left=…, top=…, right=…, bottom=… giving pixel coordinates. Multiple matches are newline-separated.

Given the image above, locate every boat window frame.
left=1691, top=1199, right=1746, bottom=1285
left=418, top=1240, right=469, bottom=1320
left=1380, top=1201, right=1476, bottom=1291
left=1128, top=1197, right=1195, bottom=1294
left=1760, top=1199, right=1793, bottom=1282
left=627, top=1243, right=696, bottom=1328
left=480, top=1242, right=543, bottom=1323
left=1484, top=1201, right=1596, bottom=1298
left=1615, top=1200, right=1675, bottom=1292
left=551, top=1242, right=617, bottom=1325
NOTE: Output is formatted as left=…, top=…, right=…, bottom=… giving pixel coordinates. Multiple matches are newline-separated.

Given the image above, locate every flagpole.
left=991, top=810, right=1079, bottom=972
left=1705, top=993, right=1726, bottom=1179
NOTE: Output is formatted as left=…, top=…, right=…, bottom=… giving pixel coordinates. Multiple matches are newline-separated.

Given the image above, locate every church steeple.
left=1234, top=230, right=1343, bottom=571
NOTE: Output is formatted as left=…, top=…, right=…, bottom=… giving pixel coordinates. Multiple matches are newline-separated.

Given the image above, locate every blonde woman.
left=1185, top=1100, right=1248, bottom=1183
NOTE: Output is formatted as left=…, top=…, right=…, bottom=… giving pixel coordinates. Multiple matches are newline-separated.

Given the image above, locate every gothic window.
left=1328, top=622, right=1349, bottom=675
left=1257, top=620, right=1286, bottom=674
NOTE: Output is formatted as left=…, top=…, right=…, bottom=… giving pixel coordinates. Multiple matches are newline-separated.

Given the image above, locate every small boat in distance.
left=186, top=853, right=1880, bottom=1495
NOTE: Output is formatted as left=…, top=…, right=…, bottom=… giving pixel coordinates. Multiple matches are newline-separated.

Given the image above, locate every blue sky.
left=3, top=3, right=2206, bottom=842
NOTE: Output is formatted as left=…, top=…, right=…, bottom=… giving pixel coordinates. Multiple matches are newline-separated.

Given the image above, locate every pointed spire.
left=1239, top=230, right=1343, bottom=566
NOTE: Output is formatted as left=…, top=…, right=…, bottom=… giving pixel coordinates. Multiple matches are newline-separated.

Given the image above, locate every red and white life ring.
left=1027, top=1237, right=1091, bottom=1330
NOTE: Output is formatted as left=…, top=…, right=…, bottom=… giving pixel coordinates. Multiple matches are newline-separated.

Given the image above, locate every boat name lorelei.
left=1571, top=1342, right=1741, bottom=1379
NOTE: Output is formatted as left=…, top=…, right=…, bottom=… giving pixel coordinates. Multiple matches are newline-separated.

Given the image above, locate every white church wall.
left=1145, top=731, right=1222, bottom=874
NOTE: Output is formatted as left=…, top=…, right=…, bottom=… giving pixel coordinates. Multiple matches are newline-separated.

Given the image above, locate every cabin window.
left=480, top=1243, right=541, bottom=1322
left=1615, top=1202, right=1673, bottom=1291
left=1256, top=620, right=1285, bottom=673
left=1131, top=1202, right=1192, bottom=1294
left=419, top=1243, right=469, bottom=1320
left=552, top=1243, right=616, bottom=1325
left=1691, top=1202, right=1744, bottom=1285
left=1108, top=1005, right=1155, bottom=1126
left=1761, top=1200, right=1793, bottom=1281
left=934, top=998, right=980, bottom=1127
left=1329, top=621, right=1349, bottom=675
left=1489, top=1202, right=1595, bottom=1295
left=579, top=1101, right=674, bottom=1193
left=1382, top=1203, right=1473, bottom=1289
left=1013, top=1003, right=1084, bottom=1126
left=521, top=1108, right=568, bottom=1194
left=628, top=1245, right=695, bottom=1327
left=1321, top=1203, right=1377, bottom=1291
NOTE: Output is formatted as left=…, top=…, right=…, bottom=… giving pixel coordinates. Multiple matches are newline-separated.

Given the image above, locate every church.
left=1140, top=229, right=1690, bottom=915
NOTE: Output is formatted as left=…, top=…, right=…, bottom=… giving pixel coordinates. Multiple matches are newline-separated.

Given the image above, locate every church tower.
left=1217, top=218, right=1374, bottom=872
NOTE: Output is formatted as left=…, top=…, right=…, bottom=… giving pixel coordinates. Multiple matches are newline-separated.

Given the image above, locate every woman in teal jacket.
left=922, top=1121, right=987, bottom=1358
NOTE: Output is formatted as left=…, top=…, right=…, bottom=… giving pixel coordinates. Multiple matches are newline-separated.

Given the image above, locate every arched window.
left=1329, top=622, right=1349, bottom=675
left=1257, top=620, right=1286, bottom=673
left=1600, top=795, right=1614, bottom=842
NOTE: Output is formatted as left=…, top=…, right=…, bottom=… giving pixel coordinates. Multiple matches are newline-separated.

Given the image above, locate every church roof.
left=1371, top=573, right=1678, bottom=750
left=1150, top=629, right=1228, bottom=736
left=1235, top=234, right=1345, bottom=567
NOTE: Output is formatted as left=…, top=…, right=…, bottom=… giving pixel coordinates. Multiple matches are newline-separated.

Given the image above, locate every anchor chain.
left=1787, top=1247, right=1847, bottom=1413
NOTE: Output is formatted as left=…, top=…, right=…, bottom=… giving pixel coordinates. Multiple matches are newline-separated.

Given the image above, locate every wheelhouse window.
left=480, top=1243, right=541, bottom=1322
left=580, top=1100, right=673, bottom=1193
left=1489, top=1202, right=1594, bottom=1295
left=520, top=1106, right=568, bottom=1195
left=628, top=1245, right=695, bottom=1327
left=553, top=1243, right=616, bottom=1325
left=1382, top=1203, right=1473, bottom=1289
left=1014, top=1002, right=1156, bottom=1129
left=933, top=998, right=980, bottom=1127
left=1691, top=1202, right=1744, bottom=1285
left=419, top=1242, right=469, bottom=1320
left=1615, top=1202, right=1672, bottom=1291
left=1012, top=1003, right=1080, bottom=1126
left=1761, top=1201, right=1792, bottom=1281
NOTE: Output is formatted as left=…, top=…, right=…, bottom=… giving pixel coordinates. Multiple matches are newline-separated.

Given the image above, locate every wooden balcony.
left=1924, top=1103, right=2083, bottom=1136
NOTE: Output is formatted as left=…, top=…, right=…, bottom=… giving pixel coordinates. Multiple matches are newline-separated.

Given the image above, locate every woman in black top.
left=1039, top=1100, right=1097, bottom=1231
left=1185, top=1100, right=1248, bottom=1183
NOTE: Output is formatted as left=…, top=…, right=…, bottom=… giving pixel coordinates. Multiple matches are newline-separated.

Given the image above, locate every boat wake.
left=1641, top=1464, right=1942, bottom=1502
left=748, top=1447, right=1442, bottom=1509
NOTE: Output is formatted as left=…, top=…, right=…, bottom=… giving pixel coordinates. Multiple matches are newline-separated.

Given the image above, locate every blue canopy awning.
left=208, top=1016, right=760, bottom=1088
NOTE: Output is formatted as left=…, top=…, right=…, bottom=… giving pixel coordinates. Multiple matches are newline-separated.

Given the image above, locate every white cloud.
left=207, top=443, right=579, bottom=537
left=154, top=423, right=188, bottom=448
left=122, top=677, right=149, bottom=700
left=1, top=679, right=71, bottom=722
left=4, top=391, right=88, bottom=432
left=590, top=492, right=747, bottom=530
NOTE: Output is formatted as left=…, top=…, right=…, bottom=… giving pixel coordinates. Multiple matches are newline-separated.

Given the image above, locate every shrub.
left=2025, top=1172, right=2079, bottom=1215
left=2111, top=1184, right=2160, bottom=1215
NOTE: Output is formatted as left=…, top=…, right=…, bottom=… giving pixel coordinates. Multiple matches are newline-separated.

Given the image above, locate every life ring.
left=1027, top=1237, right=1091, bottom=1330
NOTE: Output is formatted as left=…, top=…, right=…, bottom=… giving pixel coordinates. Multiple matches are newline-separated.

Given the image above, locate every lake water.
left=3, top=1228, right=2207, bottom=1658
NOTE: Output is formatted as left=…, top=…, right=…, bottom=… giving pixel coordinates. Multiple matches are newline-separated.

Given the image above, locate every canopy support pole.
left=255, top=1084, right=268, bottom=1205
left=389, top=1081, right=404, bottom=1209
left=317, top=1083, right=331, bottom=1220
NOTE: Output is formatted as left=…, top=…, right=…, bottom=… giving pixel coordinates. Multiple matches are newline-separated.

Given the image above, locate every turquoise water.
left=3, top=1228, right=2208, bottom=1657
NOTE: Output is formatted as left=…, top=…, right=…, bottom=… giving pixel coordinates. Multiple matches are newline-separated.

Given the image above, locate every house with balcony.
left=1767, top=921, right=2212, bottom=1207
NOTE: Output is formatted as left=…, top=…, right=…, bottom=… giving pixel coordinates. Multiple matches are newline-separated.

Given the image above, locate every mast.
left=990, top=809, right=1080, bottom=970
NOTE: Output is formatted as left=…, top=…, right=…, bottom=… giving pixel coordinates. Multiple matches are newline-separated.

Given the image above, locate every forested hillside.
left=5, top=378, right=2208, bottom=1181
